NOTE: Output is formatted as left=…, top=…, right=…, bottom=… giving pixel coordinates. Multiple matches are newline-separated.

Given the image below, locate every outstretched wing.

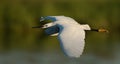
left=58, top=27, right=85, bottom=58
left=45, top=26, right=59, bottom=36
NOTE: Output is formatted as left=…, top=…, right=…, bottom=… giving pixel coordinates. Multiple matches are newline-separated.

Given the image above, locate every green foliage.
left=0, top=0, right=120, bottom=54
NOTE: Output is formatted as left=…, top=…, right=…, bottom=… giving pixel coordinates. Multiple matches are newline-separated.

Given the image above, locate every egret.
left=32, top=16, right=108, bottom=58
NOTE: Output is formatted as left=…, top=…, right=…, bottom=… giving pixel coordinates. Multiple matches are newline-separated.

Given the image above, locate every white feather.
left=42, top=16, right=91, bottom=58
left=58, top=25, right=85, bottom=58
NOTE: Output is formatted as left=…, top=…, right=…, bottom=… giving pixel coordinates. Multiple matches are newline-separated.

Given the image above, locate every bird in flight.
left=32, top=16, right=108, bottom=58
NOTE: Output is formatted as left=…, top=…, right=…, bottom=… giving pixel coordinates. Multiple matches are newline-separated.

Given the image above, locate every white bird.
left=32, top=16, right=108, bottom=58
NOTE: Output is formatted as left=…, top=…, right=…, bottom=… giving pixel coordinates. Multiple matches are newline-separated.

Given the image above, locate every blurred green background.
left=0, top=0, right=120, bottom=64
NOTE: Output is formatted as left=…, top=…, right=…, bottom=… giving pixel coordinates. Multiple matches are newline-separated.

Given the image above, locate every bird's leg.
left=91, top=28, right=109, bottom=33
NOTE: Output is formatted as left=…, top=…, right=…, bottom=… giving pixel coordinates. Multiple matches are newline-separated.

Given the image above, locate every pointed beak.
left=32, top=25, right=43, bottom=28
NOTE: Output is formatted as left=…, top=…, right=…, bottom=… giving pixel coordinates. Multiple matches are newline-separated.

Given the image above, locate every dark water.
left=0, top=45, right=120, bottom=64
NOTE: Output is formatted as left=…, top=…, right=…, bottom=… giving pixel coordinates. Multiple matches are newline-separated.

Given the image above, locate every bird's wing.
left=45, top=26, right=59, bottom=36
left=58, top=27, right=85, bottom=58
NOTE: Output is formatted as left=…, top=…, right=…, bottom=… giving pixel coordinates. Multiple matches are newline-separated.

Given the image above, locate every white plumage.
left=40, top=16, right=91, bottom=58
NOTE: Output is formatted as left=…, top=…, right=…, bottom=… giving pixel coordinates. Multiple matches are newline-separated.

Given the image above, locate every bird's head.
left=40, top=16, right=57, bottom=22
left=32, top=16, right=57, bottom=29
